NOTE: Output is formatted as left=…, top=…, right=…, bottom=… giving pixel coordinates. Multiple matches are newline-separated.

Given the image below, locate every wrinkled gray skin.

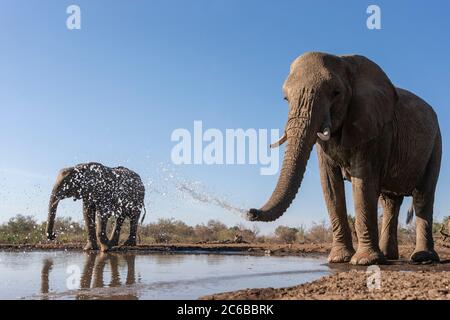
left=248, top=52, right=441, bottom=265
left=46, top=163, right=146, bottom=252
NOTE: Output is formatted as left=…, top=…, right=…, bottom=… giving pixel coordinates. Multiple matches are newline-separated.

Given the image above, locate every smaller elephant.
left=46, top=162, right=146, bottom=252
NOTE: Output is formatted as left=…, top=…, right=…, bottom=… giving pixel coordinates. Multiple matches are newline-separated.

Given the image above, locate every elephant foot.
left=380, top=244, right=399, bottom=260
left=83, top=242, right=99, bottom=251
left=350, top=249, right=386, bottom=266
left=410, top=249, right=440, bottom=264
left=109, top=239, right=119, bottom=247
left=328, top=245, right=355, bottom=263
left=47, top=232, right=56, bottom=241
left=99, top=243, right=111, bottom=252
left=123, top=239, right=137, bottom=247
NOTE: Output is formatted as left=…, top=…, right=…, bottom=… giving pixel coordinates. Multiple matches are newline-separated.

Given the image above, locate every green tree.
left=0, top=215, right=43, bottom=244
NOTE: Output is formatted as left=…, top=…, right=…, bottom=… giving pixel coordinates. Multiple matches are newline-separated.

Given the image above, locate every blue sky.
left=0, top=0, right=450, bottom=234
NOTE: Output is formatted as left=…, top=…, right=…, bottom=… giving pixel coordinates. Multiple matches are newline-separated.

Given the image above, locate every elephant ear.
left=340, top=55, right=398, bottom=149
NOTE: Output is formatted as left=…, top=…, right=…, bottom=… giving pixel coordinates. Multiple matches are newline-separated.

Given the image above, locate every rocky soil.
left=202, top=242, right=450, bottom=300
left=203, top=269, right=450, bottom=300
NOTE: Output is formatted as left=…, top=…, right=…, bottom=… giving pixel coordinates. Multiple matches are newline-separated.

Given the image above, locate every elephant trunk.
left=247, top=90, right=321, bottom=222
left=46, top=192, right=59, bottom=240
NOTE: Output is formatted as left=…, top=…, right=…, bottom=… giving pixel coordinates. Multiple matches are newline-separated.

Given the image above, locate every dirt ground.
left=202, top=269, right=450, bottom=300
left=202, top=242, right=450, bottom=300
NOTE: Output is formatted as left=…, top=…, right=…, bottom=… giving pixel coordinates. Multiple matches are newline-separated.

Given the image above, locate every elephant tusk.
left=317, top=127, right=331, bottom=141
left=270, top=132, right=288, bottom=148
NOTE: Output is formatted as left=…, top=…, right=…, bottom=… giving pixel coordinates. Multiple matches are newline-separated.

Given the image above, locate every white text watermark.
left=171, top=121, right=280, bottom=176
left=366, top=265, right=382, bottom=291
left=367, top=5, right=381, bottom=30
left=66, top=5, right=81, bottom=30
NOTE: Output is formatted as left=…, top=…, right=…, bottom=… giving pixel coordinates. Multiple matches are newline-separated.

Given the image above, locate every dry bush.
left=140, top=218, right=194, bottom=243
left=275, top=226, right=298, bottom=244
left=0, top=215, right=85, bottom=244
left=305, top=220, right=332, bottom=244
left=3, top=213, right=450, bottom=246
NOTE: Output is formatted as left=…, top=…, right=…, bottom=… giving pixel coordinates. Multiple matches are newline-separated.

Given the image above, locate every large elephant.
left=247, top=52, right=441, bottom=265
left=46, top=162, right=146, bottom=252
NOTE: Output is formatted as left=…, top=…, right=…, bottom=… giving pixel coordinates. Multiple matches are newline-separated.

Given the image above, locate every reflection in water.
left=152, top=253, right=187, bottom=266
left=41, top=252, right=138, bottom=300
left=40, top=259, right=53, bottom=298
left=0, top=251, right=329, bottom=299
left=205, top=254, right=225, bottom=266
left=151, top=253, right=225, bottom=267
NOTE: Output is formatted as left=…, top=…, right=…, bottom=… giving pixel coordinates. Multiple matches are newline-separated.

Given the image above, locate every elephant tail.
left=406, top=203, right=414, bottom=225
left=140, top=205, right=147, bottom=225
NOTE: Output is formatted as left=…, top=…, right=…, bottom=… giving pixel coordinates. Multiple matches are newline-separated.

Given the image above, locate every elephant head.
left=46, top=163, right=105, bottom=240
left=247, top=52, right=398, bottom=222
left=46, top=167, right=81, bottom=240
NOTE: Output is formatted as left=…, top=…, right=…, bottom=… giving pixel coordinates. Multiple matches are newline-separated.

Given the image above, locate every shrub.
left=305, top=220, right=332, bottom=243
left=275, top=226, right=298, bottom=244
left=0, top=215, right=43, bottom=244
left=140, top=218, right=194, bottom=243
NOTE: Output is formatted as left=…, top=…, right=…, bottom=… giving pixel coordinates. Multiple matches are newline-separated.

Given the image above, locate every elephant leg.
left=317, top=148, right=354, bottom=263
left=350, top=176, right=386, bottom=265
left=92, top=253, right=108, bottom=288
left=80, top=253, right=96, bottom=289
left=410, top=136, right=441, bottom=263
left=83, top=202, right=98, bottom=251
left=125, top=254, right=136, bottom=285
left=109, top=254, right=121, bottom=287
left=123, top=213, right=139, bottom=246
left=379, top=194, right=403, bottom=260
left=410, top=193, right=439, bottom=263
left=40, top=259, right=53, bottom=296
left=95, top=212, right=110, bottom=252
left=109, top=215, right=125, bottom=247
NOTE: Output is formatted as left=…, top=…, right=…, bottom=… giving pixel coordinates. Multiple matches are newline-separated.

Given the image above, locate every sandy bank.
left=0, top=242, right=329, bottom=257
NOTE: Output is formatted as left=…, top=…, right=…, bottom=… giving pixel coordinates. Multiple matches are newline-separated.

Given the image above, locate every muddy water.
left=0, top=251, right=328, bottom=300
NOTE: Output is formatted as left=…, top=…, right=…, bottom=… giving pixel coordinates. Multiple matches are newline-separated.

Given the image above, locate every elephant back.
left=112, top=166, right=145, bottom=209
